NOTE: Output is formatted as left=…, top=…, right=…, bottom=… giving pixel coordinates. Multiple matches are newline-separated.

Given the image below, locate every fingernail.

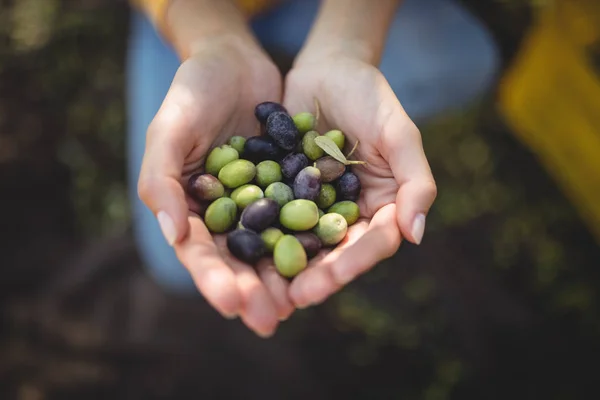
left=157, top=211, right=177, bottom=246
left=412, top=213, right=426, bottom=245
left=278, top=310, right=292, bottom=321
left=257, top=330, right=275, bottom=339
left=224, top=312, right=238, bottom=320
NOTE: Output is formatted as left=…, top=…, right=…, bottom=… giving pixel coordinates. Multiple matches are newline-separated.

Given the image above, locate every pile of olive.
left=186, top=101, right=362, bottom=278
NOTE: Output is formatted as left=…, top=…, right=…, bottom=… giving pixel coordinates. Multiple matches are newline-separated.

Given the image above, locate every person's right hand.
left=137, top=37, right=293, bottom=337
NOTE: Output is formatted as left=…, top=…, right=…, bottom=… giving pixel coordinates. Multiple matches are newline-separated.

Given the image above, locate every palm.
left=281, top=56, right=434, bottom=307
left=174, top=51, right=282, bottom=179
left=286, top=58, right=406, bottom=211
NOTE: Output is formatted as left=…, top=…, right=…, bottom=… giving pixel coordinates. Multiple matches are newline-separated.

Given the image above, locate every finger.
left=256, top=258, right=295, bottom=321
left=215, top=237, right=280, bottom=338
left=138, top=100, right=195, bottom=246
left=290, top=224, right=368, bottom=308
left=289, top=204, right=401, bottom=308
left=380, top=111, right=437, bottom=245
left=330, top=204, right=401, bottom=285
left=173, top=213, right=242, bottom=318
left=395, top=179, right=437, bottom=244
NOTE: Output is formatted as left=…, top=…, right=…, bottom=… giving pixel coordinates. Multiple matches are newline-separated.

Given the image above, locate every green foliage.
left=0, top=0, right=130, bottom=236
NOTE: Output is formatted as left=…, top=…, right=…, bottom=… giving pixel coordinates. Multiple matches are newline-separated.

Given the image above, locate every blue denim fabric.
left=126, top=0, right=499, bottom=294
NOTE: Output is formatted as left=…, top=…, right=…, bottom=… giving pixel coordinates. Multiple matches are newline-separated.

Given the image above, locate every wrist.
left=188, top=33, right=275, bottom=73
left=294, top=38, right=377, bottom=68
left=162, top=0, right=264, bottom=60
left=294, top=0, right=400, bottom=67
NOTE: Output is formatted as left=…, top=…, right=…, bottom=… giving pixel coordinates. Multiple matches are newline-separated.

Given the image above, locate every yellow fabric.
left=130, top=0, right=171, bottom=33
left=498, top=0, right=600, bottom=242
left=235, top=0, right=281, bottom=17
left=130, top=0, right=281, bottom=47
left=131, top=0, right=279, bottom=22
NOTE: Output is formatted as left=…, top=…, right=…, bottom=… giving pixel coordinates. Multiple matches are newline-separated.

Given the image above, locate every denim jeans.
left=126, top=0, right=499, bottom=294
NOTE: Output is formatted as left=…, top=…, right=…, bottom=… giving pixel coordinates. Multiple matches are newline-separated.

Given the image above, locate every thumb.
left=138, top=103, right=193, bottom=246
left=395, top=179, right=437, bottom=245
left=382, top=113, right=437, bottom=245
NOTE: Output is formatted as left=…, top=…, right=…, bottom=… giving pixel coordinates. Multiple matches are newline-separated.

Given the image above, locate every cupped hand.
left=282, top=55, right=437, bottom=308
left=137, top=38, right=294, bottom=337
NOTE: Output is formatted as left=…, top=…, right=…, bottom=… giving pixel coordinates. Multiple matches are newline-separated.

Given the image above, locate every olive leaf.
left=313, top=97, right=321, bottom=126
left=314, top=136, right=366, bottom=165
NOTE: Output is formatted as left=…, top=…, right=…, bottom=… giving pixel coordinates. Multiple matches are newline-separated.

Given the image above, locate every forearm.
left=134, top=0, right=264, bottom=60
left=295, top=0, right=401, bottom=66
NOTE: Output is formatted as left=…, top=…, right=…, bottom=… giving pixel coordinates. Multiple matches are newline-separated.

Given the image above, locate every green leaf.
left=314, top=136, right=366, bottom=165
left=314, top=135, right=348, bottom=164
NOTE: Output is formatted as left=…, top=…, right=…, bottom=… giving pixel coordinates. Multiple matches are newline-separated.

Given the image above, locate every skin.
left=137, top=0, right=437, bottom=338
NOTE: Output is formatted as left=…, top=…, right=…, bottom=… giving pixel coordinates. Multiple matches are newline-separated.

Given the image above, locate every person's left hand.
left=281, top=55, right=437, bottom=309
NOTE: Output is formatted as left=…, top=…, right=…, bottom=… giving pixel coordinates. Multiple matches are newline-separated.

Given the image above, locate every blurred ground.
left=1, top=1, right=600, bottom=399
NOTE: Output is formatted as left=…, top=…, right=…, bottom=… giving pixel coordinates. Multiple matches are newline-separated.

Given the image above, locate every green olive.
left=228, top=136, right=247, bottom=154
left=324, top=129, right=345, bottom=150
left=218, top=159, right=256, bottom=188
left=265, top=182, right=294, bottom=208
left=292, top=112, right=316, bottom=135
left=328, top=201, right=360, bottom=225
left=274, top=235, right=307, bottom=278
left=313, top=212, right=348, bottom=246
left=316, top=183, right=336, bottom=209
left=230, top=184, right=264, bottom=209
left=256, top=160, right=282, bottom=188
left=205, top=145, right=239, bottom=176
left=279, top=199, right=319, bottom=231
left=302, top=131, right=324, bottom=161
left=204, top=197, right=238, bottom=233
left=261, top=227, right=284, bottom=252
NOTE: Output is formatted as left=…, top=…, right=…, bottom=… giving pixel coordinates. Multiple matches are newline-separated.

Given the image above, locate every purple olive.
left=337, top=171, right=361, bottom=201
left=240, top=198, right=280, bottom=232
left=187, top=173, right=225, bottom=201
left=255, top=101, right=288, bottom=125
left=293, top=166, right=321, bottom=202
left=241, top=136, right=284, bottom=163
left=266, top=111, right=301, bottom=151
left=294, top=232, right=322, bottom=259
left=314, top=156, right=346, bottom=183
left=281, top=152, right=309, bottom=180
left=227, top=229, right=266, bottom=266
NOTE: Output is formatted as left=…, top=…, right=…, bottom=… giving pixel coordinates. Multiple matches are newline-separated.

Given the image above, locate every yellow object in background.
left=130, top=0, right=170, bottom=32
left=131, top=0, right=279, bottom=21
left=130, top=0, right=281, bottom=55
left=236, top=0, right=281, bottom=17
left=499, top=0, right=600, bottom=242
